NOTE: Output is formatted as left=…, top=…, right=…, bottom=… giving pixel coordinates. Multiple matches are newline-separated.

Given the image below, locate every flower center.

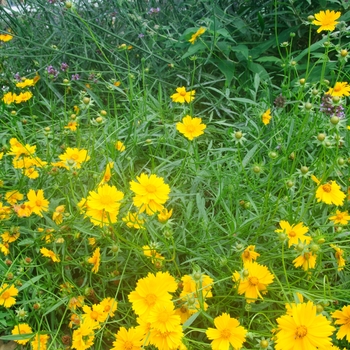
left=179, top=91, right=187, bottom=96
left=70, top=154, right=79, bottom=160
left=186, top=125, right=195, bottom=133
left=124, top=341, right=134, bottom=350
left=289, top=231, right=296, bottom=237
left=322, top=184, right=332, bottom=193
left=220, top=329, right=232, bottom=339
left=1, top=291, right=10, bottom=299
left=146, top=184, right=157, bottom=193
left=90, top=311, right=99, bottom=320
left=35, top=200, right=42, bottom=206
left=98, top=195, right=113, bottom=206
left=104, top=305, right=111, bottom=312
left=249, top=276, right=259, bottom=285
left=295, top=325, right=307, bottom=338
left=304, top=252, right=310, bottom=260
left=145, top=293, right=157, bottom=306
left=334, top=85, right=341, bottom=92
left=335, top=251, right=342, bottom=259
left=158, top=311, right=170, bottom=323
left=336, top=214, right=344, bottom=220
left=243, top=251, right=250, bottom=258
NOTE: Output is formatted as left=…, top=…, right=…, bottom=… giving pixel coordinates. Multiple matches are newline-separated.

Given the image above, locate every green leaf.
left=242, top=144, right=259, bottom=167
left=181, top=42, right=206, bottom=59
left=18, top=274, right=45, bottom=292
left=182, top=312, right=200, bottom=329
left=216, top=60, right=236, bottom=86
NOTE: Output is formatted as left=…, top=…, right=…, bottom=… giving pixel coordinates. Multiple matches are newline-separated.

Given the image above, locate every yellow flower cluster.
left=2, top=91, right=33, bottom=104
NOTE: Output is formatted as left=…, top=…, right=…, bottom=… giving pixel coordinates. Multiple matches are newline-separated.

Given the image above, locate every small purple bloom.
left=61, top=62, right=69, bottom=72
left=14, top=72, right=21, bottom=82
left=71, top=74, right=80, bottom=81
left=138, top=33, right=145, bottom=38
left=47, top=65, right=59, bottom=79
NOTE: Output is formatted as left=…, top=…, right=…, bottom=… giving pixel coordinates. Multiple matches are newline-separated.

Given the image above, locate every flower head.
left=326, top=82, right=350, bottom=97
left=275, top=301, right=335, bottom=350
left=52, top=205, right=65, bottom=224
left=88, top=247, right=101, bottom=273
left=122, top=211, right=145, bottom=229
left=40, top=247, right=60, bottom=262
left=0, top=283, right=19, bottom=308
left=233, top=262, right=274, bottom=303
left=115, top=140, right=126, bottom=152
left=53, top=147, right=90, bottom=169
left=275, top=221, right=311, bottom=247
left=206, top=313, right=247, bottom=350
left=189, top=27, right=206, bottom=44
left=332, top=305, right=350, bottom=342
left=111, top=326, right=144, bottom=350
left=130, top=173, right=170, bottom=215
left=64, top=121, right=78, bottom=131
left=11, top=323, right=33, bottom=345
left=313, top=10, right=341, bottom=33
left=158, top=208, right=173, bottom=223
left=0, top=33, right=13, bottom=42
left=262, top=109, right=272, bottom=125
left=26, top=189, right=49, bottom=217
left=176, top=115, right=206, bottom=140
left=170, top=87, right=195, bottom=103
left=311, top=175, right=346, bottom=206
left=30, top=334, right=50, bottom=350
left=241, top=245, right=260, bottom=264
left=293, top=251, right=316, bottom=271
left=330, top=244, right=346, bottom=271
left=329, top=210, right=350, bottom=225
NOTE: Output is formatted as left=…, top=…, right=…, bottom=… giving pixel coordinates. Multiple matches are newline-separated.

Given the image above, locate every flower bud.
left=307, top=15, right=315, bottom=22
left=299, top=78, right=306, bottom=85
left=83, top=97, right=90, bottom=104
left=330, top=116, right=339, bottom=125
left=340, top=49, right=348, bottom=57
left=317, top=133, right=326, bottom=141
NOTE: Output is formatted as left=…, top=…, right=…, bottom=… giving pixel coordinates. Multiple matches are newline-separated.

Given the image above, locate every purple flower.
left=47, top=65, right=59, bottom=79
left=61, top=62, right=69, bottom=72
left=71, top=74, right=80, bottom=81
left=148, top=7, right=160, bottom=14
left=14, top=72, right=21, bottom=82
left=138, top=33, right=145, bottom=38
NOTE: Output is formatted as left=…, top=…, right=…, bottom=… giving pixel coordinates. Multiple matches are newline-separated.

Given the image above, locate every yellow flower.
left=2, top=92, right=15, bottom=104
left=332, top=305, right=350, bottom=342
left=113, top=81, right=121, bottom=87
left=11, top=323, right=33, bottom=345
left=40, top=247, right=60, bottom=262
left=176, top=115, right=206, bottom=140
left=148, top=302, right=181, bottom=333
left=130, top=173, right=170, bottom=215
left=16, top=78, right=36, bottom=88
left=88, top=237, right=96, bottom=246
left=99, top=161, right=114, bottom=185
left=111, top=327, right=144, bottom=350
left=0, top=242, right=10, bottom=255
left=241, top=245, right=260, bottom=264
left=52, top=205, right=65, bottom=224
left=262, top=109, right=272, bottom=125
left=30, top=334, right=50, bottom=350
left=71, top=318, right=96, bottom=349
left=233, top=261, right=274, bottom=303
left=8, top=138, right=36, bottom=159
left=0, top=201, right=12, bottom=220
left=275, top=301, right=335, bottom=350
left=275, top=221, right=311, bottom=248
left=330, top=244, right=346, bottom=271
left=293, top=251, right=316, bottom=271
left=326, top=82, right=350, bottom=97
left=313, top=10, right=341, bottom=33
left=26, top=189, right=49, bottom=217
left=329, top=210, right=350, bottom=225
left=99, top=297, right=118, bottom=317
left=189, top=27, right=206, bottom=44
left=170, top=86, right=195, bottom=103
left=311, top=175, right=346, bottom=206
left=206, top=313, right=247, bottom=350
left=157, top=208, right=173, bottom=223
left=122, top=211, right=145, bottom=229
left=143, top=245, right=164, bottom=264
left=1, top=228, right=20, bottom=243
left=149, top=325, right=184, bottom=350
left=115, top=140, right=126, bottom=152
left=0, top=283, right=19, bottom=308
left=53, top=147, right=90, bottom=169
left=0, top=33, right=13, bottom=41
left=128, top=271, right=177, bottom=318
left=88, top=247, right=101, bottom=273
left=68, top=296, right=85, bottom=310
left=64, top=121, right=78, bottom=131
left=14, top=91, right=33, bottom=103
left=82, top=303, right=107, bottom=323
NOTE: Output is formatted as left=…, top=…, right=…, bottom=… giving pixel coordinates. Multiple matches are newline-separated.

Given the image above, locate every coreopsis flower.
left=262, top=109, right=272, bottom=125
left=86, top=184, right=124, bottom=226
left=99, top=297, right=118, bottom=317
left=0, top=33, right=13, bottom=41
left=1, top=228, right=20, bottom=243
left=148, top=302, right=181, bottom=332
left=233, top=262, right=274, bottom=303
left=330, top=244, right=346, bottom=271
left=30, top=334, right=49, bottom=350
left=293, top=251, right=316, bottom=271
left=332, top=305, right=350, bottom=342
left=311, top=175, right=346, bottom=206
left=130, top=173, right=170, bottom=215
left=176, top=115, right=206, bottom=140
left=68, top=296, right=85, bottom=310
left=189, top=27, right=206, bottom=44
left=83, top=303, right=107, bottom=323
left=329, top=210, right=350, bottom=225
left=149, top=325, right=184, bottom=350
left=122, top=212, right=145, bottom=229
left=88, top=238, right=96, bottom=246
left=143, top=245, right=164, bottom=264
left=52, top=205, right=65, bottom=224
left=312, top=10, right=341, bottom=33
left=111, top=327, right=144, bottom=350
left=181, top=273, right=214, bottom=298
left=64, top=121, right=78, bottom=131
left=11, top=323, right=33, bottom=345
left=15, top=91, right=33, bottom=103
left=128, top=271, right=177, bottom=318
left=13, top=202, right=32, bottom=218
left=99, top=162, right=114, bottom=185
left=115, top=140, right=126, bottom=152
left=40, top=247, right=60, bottom=262
left=275, top=221, right=311, bottom=247
left=326, top=82, right=350, bottom=97
left=69, top=314, right=81, bottom=328
left=16, top=78, right=36, bottom=88
left=170, top=86, right=195, bottom=103
left=206, top=313, right=247, bottom=350
left=0, top=283, right=19, bottom=308
left=157, top=207, right=173, bottom=223
left=275, top=301, right=335, bottom=350
left=52, top=147, right=90, bottom=170
left=26, top=189, right=49, bottom=217
left=8, top=138, right=36, bottom=159
left=0, top=242, right=10, bottom=255
left=88, top=247, right=101, bottom=273
left=71, top=318, right=96, bottom=350
left=2, top=92, right=16, bottom=104
left=0, top=202, right=12, bottom=220
left=241, top=245, right=260, bottom=264
left=5, top=190, right=23, bottom=205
